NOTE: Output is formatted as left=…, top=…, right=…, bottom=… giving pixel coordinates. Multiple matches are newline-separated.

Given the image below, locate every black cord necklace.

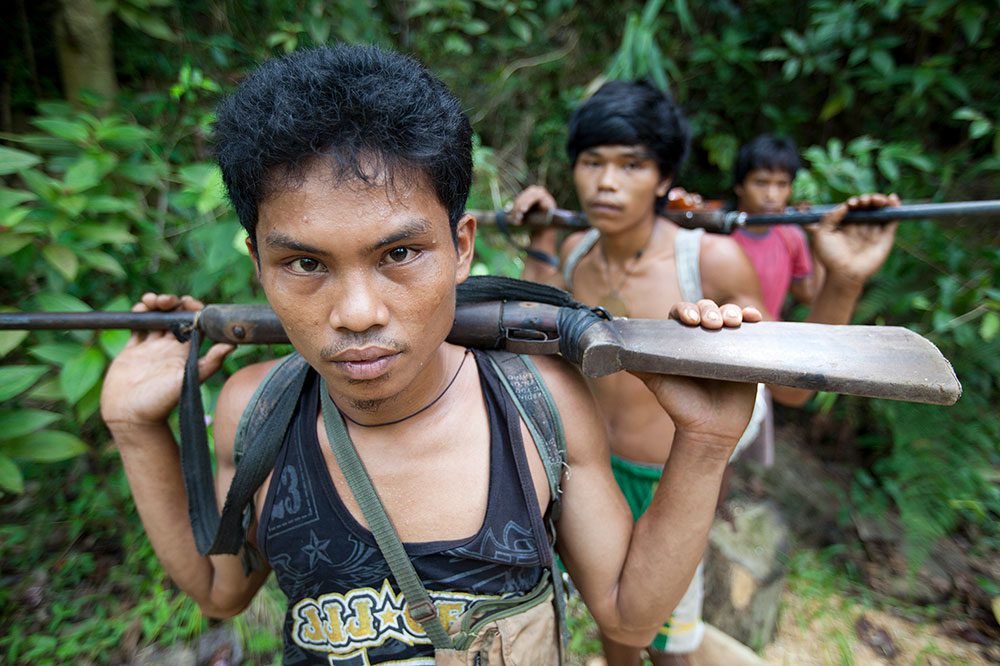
left=337, top=349, right=471, bottom=428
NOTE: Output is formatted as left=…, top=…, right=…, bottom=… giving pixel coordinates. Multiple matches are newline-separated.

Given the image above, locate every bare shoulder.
left=213, top=358, right=283, bottom=464
left=529, top=354, right=607, bottom=463
left=699, top=233, right=761, bottom=303
left=559, top=230, right=596, bottom=263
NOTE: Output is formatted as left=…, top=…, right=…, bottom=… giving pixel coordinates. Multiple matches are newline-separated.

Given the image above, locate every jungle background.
left=0, top=0, right=997, bottom=664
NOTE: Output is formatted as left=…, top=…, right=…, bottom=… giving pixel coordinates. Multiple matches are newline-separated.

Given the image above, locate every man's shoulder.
left=699, top=232, right=751, bottom=267
left=214, top=358, right=288, bottom=454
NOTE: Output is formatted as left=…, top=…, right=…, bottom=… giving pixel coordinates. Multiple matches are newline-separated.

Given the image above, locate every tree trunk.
left=54, top=0, right=117, bottom=103
left=702, top=500, right=790, bottom=651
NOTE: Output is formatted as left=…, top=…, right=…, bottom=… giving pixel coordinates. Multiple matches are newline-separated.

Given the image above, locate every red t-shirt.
left=733, top=226, right=813, bottom=319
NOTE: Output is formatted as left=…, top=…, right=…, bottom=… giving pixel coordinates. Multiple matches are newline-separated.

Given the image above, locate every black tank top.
left=257, top=349, right=551, bottom=664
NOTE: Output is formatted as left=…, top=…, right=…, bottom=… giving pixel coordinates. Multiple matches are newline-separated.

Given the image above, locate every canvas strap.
left=318, top=379, right=455, bottom=650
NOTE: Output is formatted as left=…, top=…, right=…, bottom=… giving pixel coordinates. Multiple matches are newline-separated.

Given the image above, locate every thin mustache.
left=319, top=336, right=407, bottom=361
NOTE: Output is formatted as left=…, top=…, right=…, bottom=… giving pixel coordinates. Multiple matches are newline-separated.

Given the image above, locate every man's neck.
left=599, top=212, right=659, bottom=265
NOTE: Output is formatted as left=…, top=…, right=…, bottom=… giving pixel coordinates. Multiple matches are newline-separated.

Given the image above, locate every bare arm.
left=100, top=294, right=270, bottom=618
left=698, top=234, right=813, bottom=405
left=546, top=301, right=760, bottom=646
left=510, top=185, right=565, bottom=287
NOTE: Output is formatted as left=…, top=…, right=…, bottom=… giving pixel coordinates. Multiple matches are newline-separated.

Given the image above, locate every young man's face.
left=251, top=161, right=475, bottom=409
left=572, top=145, right=671, bottom=233
left=735, top=168, right=793, bottom=215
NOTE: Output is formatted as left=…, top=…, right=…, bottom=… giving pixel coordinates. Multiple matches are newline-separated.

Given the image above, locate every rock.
left=702, top=499, right=790, bottom=650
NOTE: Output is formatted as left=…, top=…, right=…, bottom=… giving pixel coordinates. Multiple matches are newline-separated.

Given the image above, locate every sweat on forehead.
left=213, top=44, right=473, bottom=250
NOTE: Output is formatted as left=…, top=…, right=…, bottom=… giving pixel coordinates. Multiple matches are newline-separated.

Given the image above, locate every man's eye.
left=384, top=247, right=417, bottom=264
left=288, top=257, right=325, bottom=273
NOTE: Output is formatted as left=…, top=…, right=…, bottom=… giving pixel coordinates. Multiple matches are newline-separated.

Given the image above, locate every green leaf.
left=56, top=194, right=88, bottom=217
left=83, top=251, right=127, bottom=277
left=759, top=47, right=788, bottom=61
left=84, top=195, right=139, bottom=215
left=461, top=19, right=489, bottom=35
left=0, top=409, right=61, bottom=440
left=0, top=329, right=29, bottom=358
left=0, top=453, right=24, bottom=493
left=32, top=118, right=90, bottom=144
left=980, top=312, right=999, bottom=342
left=0, top=365, right=49, bottom=401
left=75, top=222, right=138, bottom=245
left=0, top=233, right=33, bottom=256
left=509, top=16, right=531, bottom=41
left=970, top=119, right=992, bottom=140
left=0, top=146, right=42, bottom=175
left=1, top=429, right=88, bottom=462
left=42, top=243, right=79, bottom=281
left=0, top=187, right=38, bottom=209
left=96, top=123, right=150, bottom=149
left=121, top=163, right=163, bottom=185
left=782, top=58, right=800, bottom=80
left=28, top=378, right=64, bottom=401
left=35, top=292, right=91, bottom=312
left=63, top=156, right=103, bottom=193
left=870, top=51, right=893, bottom=77
left=29, top=342, right=85, bottom=364
left=19, top=169, right=60, bottom=200
left=99, top=329, right=131, bottom=358
left=60, top=346, right=106, bottom=406
left=136, top=14, right=176, bottom=41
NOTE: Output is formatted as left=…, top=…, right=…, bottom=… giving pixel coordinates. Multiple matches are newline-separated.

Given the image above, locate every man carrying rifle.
left=730, top=134, right=819, bottom=319
left=512, top=80, right=898, bottom=665
left=100, top=45, right=763, bottom=665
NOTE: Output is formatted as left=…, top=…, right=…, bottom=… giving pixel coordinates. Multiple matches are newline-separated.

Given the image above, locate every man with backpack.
left=513, top=80, right=897, bottom=664
left=100, top=46, right=763, bottom=665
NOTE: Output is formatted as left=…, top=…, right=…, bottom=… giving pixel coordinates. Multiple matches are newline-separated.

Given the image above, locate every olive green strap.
left=318, top=380, right=454, bottom=651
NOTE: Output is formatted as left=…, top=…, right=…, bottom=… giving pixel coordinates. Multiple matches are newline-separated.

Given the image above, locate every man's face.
left=572, top=145, right=671, bottom=233
left=735, top=168, right=793, bottom=215
left=252, top=162, right=474, bottom=410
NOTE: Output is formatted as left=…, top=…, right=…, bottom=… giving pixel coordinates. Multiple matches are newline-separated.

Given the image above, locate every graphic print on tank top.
left=257, top=349, right=551, bottom=664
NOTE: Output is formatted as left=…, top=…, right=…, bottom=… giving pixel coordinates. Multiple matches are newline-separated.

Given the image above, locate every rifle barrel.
left=471, top=199, right=1000, bottom=234
left=0, top=310, right=195, bottom=331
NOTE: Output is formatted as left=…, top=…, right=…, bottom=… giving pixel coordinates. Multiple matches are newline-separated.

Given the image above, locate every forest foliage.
left=0, top=0, right=998, bottom=660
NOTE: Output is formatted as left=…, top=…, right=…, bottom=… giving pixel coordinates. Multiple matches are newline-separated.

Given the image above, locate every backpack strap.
left=483, top=349, right=569, bottom=655
left=209, top=353, right=310, bottom=572
left=562, top=228, right=600, bottom=292
left=483, top=350, right=566, bottom=521
left=674, top=227, right=706, bottom=303
left=318, top=378, right=456, bottom=650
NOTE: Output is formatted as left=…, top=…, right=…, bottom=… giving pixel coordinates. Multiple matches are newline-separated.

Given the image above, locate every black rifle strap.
left=494, top=209, right=560, bottom=268
left=178, top=326, right=220, bottom=556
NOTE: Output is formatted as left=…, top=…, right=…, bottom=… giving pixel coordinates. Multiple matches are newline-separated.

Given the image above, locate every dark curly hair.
left=214, top=45, right=473, bottom=251
left=732, top=134, right=801, bottom=188
left=566, top=79, right=690, bottom=183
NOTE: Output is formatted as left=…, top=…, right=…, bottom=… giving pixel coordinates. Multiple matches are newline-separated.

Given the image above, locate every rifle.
left=473, top=199, right=1000, bottom=235
left=0, top=277, right=961, bottom=405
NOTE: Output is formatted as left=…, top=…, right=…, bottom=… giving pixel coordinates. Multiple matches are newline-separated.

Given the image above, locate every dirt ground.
left=762, top=588, right=994, bottom=666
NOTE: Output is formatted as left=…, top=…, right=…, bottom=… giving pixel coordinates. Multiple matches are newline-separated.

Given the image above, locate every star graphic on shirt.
left=302, top=529, right=333, bottom=568
left=375, top=604, right=402, bottom=629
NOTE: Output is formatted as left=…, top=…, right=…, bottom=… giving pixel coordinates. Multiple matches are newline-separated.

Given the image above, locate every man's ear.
left=245, top=236, right=261, bottom=279
left=454, top=213, right=477, bottom=284
left=656, top=176, right=673, bottom=199
left=734, top=183, right=745, bottom=200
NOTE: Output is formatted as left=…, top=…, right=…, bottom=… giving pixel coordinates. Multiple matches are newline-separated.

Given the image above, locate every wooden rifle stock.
left=0, top=301, right=962, bottom=405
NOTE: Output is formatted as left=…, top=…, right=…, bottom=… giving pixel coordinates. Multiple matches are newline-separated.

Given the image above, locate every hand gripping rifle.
left=474, top=199, right=1000, bottom=235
